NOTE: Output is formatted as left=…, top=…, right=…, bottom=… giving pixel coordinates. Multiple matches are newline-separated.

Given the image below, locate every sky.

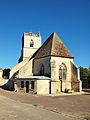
left=0, top=0, right=90, bottom=69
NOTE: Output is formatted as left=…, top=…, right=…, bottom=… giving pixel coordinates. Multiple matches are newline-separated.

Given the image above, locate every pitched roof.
left=32, top=32, right=73, bottom=59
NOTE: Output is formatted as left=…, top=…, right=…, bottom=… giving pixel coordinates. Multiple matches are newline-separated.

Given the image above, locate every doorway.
left=26, top=81, right=29, bottom=93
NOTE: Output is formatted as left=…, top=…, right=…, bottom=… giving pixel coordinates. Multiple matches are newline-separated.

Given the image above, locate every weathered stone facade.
left=14, top=76, right=50, bottom=94
left=10, top=32, right=82, bottom=94
left=19, top=59, right=33, bottom=78
left=33, top=56, right=74, bottom=93
left=33, top=56, right=51, bottom=77
left=20, top=32, right=41, bottom=61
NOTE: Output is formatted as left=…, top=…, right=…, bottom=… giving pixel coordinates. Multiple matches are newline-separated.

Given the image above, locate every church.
left=10, top=32, right=82, bottom=94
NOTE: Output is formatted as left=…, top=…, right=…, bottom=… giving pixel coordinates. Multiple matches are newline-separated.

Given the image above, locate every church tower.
left=19, top=32, right=41, bottom=62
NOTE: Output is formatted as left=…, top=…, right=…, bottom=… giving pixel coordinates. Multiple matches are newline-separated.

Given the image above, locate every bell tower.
left=19, top=32, right=41, bottom=62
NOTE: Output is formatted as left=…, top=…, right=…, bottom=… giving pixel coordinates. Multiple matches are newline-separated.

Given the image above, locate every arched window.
left=40, top=64, right=44, bottom=75
left=59, top=63, right=67, bottom=80
left=30, top=39, right=34, bottom=47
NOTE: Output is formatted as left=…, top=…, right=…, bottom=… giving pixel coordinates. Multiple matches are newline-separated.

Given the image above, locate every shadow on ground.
left=0, top=79, right=14, bottom=91
left=82, top=89, right=90, bottom=95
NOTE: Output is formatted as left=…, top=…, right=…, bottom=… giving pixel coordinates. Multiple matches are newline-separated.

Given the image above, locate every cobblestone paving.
left=0, top=89, right=90, bottom=120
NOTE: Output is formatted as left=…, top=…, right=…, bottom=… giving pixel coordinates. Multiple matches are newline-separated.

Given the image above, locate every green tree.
left=3, top=68, right=10, bottom=79
left=79, top=66, right=90, bottom=80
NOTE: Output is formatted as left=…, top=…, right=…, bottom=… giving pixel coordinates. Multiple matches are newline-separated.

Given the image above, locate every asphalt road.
left=0, top=89, right=90, bottom=120
left=0, top=95, right=77, bottom=120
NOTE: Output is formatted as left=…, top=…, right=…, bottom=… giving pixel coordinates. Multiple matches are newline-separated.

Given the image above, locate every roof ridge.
left=51, top=32, right=55, bottom=55
left=55, top=32, right=72, bottom=56
left=50, top=32, right=55, bottom=55
left=31, top=32, right=73, bottom=59
left=56, top=34, right=72, bottom=57
left=51, top=32, right=73, bottom=58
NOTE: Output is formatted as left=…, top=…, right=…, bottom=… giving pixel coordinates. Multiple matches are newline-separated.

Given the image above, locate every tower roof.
left=32, top=32, right=74, bottom=59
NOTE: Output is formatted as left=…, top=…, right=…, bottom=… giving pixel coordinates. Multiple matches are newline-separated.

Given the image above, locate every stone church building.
left=10, top=32, right=82, bottom=94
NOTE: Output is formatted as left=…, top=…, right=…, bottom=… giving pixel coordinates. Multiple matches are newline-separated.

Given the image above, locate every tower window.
left=30, top=39, right=34, bottom=47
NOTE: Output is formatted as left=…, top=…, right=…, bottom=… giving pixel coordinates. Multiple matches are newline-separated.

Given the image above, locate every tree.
left=79, top=66, right=90, bottom=88
left=3, top=68, right=10, bottom=79
left=79, top=66, right=90, bottom=80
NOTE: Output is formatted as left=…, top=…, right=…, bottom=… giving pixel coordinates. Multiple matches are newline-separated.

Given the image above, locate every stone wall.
left=22, top=32, right=41, bottom=60
left=51, top=56, right=74, bottom=91
left=50, top=81, right=61, bottom=94
left=51, top=57, right=73, bottom=82
left=19, top=59, right=33, bottom=78
left=10, top=56, right=31, bottom=78
left=37, top=80, right=50, bottom=94
left=71, top=62, right=78, bottom=81
left=71, top=80, right=80, bottom=92
left=10, top=32, right=41, bottom=78
left=23, top=48, right=38, bottom=60
left=70, top=62, right=82, bottom=92
left=14, top=79, right=50, bottom=94
left=33, top=56, right=74, bottom=92
left=33, top=56, right=51, bottom=77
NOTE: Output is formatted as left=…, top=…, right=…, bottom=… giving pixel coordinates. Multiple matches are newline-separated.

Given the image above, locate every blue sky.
left=0, top=0, right=90, bottom=69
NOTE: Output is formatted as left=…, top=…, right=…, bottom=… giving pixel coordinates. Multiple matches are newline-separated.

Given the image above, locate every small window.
left=30, top=39, right=34, bottom=47
left=21, top=81, right=24, bottom=88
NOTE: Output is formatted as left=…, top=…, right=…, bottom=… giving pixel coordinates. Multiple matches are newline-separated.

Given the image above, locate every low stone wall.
left=14, top=78, right=50, bottom=94
left=37, top=80, right=50, bottom=94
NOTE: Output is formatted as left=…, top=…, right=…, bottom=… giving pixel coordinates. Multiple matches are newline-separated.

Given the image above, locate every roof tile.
left=33, top=32, right=73, bottom=59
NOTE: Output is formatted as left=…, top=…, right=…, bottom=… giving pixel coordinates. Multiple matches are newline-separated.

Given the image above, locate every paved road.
left=0, top=95, right=77, bottom=120
left=0, top=89, right=90, bottom=120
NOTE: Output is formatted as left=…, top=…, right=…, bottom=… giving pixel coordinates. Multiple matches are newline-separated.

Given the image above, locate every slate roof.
left=32, top=32, right=74, bottom=59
